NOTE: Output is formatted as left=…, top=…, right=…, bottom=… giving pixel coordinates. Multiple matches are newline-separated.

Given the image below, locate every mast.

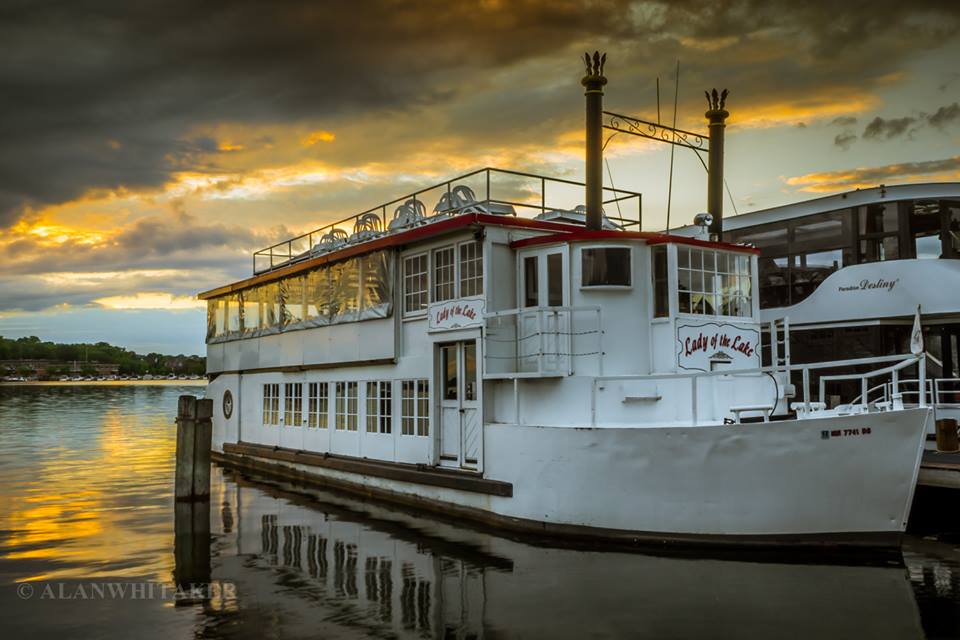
left=582, top=51, right=607, bottom=231
left=704, top=89, right=729, bottom=240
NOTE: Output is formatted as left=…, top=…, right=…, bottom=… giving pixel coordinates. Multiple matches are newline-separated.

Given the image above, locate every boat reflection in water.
left=203, top=467, right=925, bottom=639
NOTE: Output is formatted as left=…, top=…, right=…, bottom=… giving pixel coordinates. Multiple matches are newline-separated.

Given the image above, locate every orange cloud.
left=302, top=130, right=336, bottom=146
left=786, top=156, right=960, bottom=193
left=94, top=292, right=204, bottom=310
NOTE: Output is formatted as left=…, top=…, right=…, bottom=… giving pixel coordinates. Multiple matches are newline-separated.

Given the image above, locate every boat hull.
left=213, top=408, right=930, bottom=549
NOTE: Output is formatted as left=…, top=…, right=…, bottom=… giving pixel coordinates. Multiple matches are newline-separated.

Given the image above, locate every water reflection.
left=203, top=471, right=934, bottom=639
left=1, top=385, right=959, bottom=639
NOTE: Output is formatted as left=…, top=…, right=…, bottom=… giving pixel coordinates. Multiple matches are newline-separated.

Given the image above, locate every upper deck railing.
left=252, top=167, right=643, bottom=275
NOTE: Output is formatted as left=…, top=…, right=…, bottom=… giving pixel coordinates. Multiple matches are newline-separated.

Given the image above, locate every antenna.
left=604, top=158, right=624, bottom=221
left=656, top=76, right=661, bottom=124
left=665, top=60, right=680, bottom=234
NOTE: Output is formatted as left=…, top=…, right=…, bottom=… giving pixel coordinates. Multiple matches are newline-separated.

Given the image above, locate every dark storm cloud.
left=833, top=131, right=856, bottom=150
left=1, top=0, right=959, bottom=226
left=862, top=116, right=916, bottom=139
left=928, top=102, right=960, bottom=128
left=0, top=0, right=646, bottom=226
left=830, top=116, right=858, bottom=126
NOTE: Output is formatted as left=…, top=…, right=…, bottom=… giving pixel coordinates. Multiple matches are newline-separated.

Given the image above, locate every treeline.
left=0, top=336, right=205, bottom=377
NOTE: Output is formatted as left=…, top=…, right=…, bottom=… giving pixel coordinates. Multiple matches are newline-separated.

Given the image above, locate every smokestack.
left=581, top=51, right=607, bottom=231
left=705, top=88, right=729, bottom=240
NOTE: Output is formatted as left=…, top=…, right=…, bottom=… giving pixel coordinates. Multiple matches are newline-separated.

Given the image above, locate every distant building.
left=0, top=359, right=120, bottom=377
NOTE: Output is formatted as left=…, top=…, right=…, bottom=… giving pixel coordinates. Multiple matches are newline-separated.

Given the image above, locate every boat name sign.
left=428, top=297, right=485, bottom=332
left=676, top=321, right=760, bottom=372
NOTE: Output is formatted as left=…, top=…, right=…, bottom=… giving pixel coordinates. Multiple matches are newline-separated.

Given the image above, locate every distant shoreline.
left=0, top=379, right=207, bottom=387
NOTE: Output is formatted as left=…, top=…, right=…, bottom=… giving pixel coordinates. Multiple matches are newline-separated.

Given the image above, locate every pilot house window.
left=581, top=247, right=631, bottom=287
left=678, top=247, right=752, bottom=318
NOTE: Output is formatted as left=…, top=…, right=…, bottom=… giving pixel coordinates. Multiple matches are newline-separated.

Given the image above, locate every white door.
left=518, top=250, right=568, bottom=374
left=438, top=340, right=481, bottom=469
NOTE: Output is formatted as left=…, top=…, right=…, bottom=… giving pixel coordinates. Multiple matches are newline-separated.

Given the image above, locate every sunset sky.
left=1, top=0, right=959, bottom=355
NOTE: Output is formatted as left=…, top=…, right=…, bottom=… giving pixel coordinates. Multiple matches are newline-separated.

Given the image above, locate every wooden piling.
left=173, top=500, right=211, bottom=595
left=935, top=418, right=959, bottom=453
left=175, top=395, right=197, bottom=501
left=193, top=399, right=213, bottom=499
left=176, top=395, right=213, bottom=501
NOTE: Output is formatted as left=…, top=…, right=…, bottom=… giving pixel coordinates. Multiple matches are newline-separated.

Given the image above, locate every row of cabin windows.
left=207, top=250, right=392, bottom=340
left=725, top=199, right=960, bottom=308
left=261, top=380, right=429, bottom=435
left=651, top=246, right=753, bottom=318
left=403, top=241, right=483, bottom=314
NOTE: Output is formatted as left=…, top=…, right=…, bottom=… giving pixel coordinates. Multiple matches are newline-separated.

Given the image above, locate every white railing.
left=483, top=306, right=602, bottom=378
left=817, top=354, right=928, bottom=411
left=845, top=376, right=960, bottom=421
left=592, top=352, right=927, bottom=426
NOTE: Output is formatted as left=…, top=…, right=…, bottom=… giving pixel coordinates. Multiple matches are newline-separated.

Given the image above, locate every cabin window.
left=283, top=383, right=303, bottom=427
left=464, top=341, right=477, bottom=401
left=678, top=247, right=752, bottom=318
left=401, top=379, right=429, bottom=436
left=581, top=247, right=631, bottom=287
left=403, top=254, right=429, bottom=314
left=858, top=203, right=900, bottom=263
left=262, top=383, right=280, bottom=426
left=459, top=241, right=483, bottom=297
left=547, top=253, right=563, bottom=306
left=433, top=247, right=456, bottom=302
left=335, top=381, right=358, bottom=431
left=307, top=382, right=328, bottom=428
left=523, top=256, right=538, bottom=307
left=652, top=246, right=668, bottom=317
left=242, top=288, right=261, bottom=334
left=226, top=295, right=241, bottom=334
left=365, top=381, right=392, bottom=434
left=281, top=277, right=306, bottom=325
left=441, top=344, right=457, bottom=400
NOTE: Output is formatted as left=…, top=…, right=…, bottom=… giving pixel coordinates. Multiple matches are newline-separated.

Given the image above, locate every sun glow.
left=94, top=292, right=204, bottom=310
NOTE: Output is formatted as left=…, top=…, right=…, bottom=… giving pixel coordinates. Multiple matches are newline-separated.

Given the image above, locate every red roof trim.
left=198, top=213, right=583, bottom=299
left=509, top=229, right=759, bottom=254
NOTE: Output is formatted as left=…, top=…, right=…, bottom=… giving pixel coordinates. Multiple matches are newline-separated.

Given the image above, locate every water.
left=1, top=384, right=959, bottom=639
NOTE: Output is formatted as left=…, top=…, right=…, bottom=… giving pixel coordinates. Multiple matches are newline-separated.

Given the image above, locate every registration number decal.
left=821, top=427, right=872, bottom=440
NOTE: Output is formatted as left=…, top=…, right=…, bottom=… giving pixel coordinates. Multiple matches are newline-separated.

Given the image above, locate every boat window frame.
left=578, top=244, right=633, bottom=289
left=517, top=245, right=569, bottom=308
left=400, top=378, right=430, bottom=437
left=673, top=244, right=758, bottom=321
left=402, top=251, right=430, bottom=317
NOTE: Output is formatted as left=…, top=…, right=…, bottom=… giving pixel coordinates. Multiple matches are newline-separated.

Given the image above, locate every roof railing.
left=252, top=167, right=642, bottom=275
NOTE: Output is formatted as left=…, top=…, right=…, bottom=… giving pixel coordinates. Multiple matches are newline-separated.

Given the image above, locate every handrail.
left=252, top=167, right=643, bottom=274
left=594, top=352, right=926, bottom=424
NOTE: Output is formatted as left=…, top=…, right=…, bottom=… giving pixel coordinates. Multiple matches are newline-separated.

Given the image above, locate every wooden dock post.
left=193, top=398, right=213, bottom=499
left=935, top=418, right=959, bottom=453
left=176, top=395, right=213, bottom=501
left=175, top=395, right=197, bottom=501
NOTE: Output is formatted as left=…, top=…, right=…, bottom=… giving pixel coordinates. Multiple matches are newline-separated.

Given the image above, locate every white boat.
left=675, top=183, right=960, bottom=431
left=199, top=164, right=933, bottom=550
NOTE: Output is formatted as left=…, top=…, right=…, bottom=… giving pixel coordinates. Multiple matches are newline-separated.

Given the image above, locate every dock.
left=919, top=450, right=960, bottom=489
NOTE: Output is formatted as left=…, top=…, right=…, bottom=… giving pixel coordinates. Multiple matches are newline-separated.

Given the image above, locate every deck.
left=919, top=450, right=960, bottom=489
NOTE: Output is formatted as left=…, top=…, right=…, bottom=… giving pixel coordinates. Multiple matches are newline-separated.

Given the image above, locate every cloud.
left=2, top=0, right=959, bottom=227
left=786, top=155, right=960, bottom=192
left=862, top=116, right=917, bottom=139
left=834, top=131, right=857, bottom=150
left=830, top=116, right=858, bottom=126
left=928, top=102, right=960, bottom=128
